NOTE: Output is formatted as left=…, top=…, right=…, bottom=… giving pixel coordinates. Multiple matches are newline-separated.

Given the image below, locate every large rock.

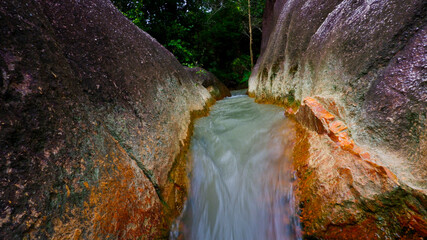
left=0, top=0, right=213, bottom=239
left=249, top=0, right=426, bottom=238
left=293, top=121, right=427, bottom=239
left=185, top=67, right=231, bottom=100
left=250, top=0, right=426, bottom=169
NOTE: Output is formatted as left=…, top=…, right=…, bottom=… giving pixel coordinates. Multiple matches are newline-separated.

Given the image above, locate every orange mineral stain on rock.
left=73, top=229, right=81, bottom=240
left=82, top=137, right=165, bottom=240
left=303, top=97, right=336, bottom=122
left=329, top=120, right=347, bottom=133
left=66, top=185, right=71, bottom=197
left=295, top=97, right=379, bottom=162
left=287, top=96, right=426, bottom=239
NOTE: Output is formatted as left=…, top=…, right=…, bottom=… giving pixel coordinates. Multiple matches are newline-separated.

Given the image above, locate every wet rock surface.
left=185, top=67, right=231, bottom=100
left=293, top=122, right=427, bottom=239
left=0, top=0, right=218, bottom=239
left=249, top=0, right=426, bottom=238
left=249, top=0, right=426, bottom=168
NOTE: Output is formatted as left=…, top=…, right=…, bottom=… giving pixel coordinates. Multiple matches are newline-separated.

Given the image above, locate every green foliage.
left=196, top=69, right=207, bottom=74
left=286, top=90, right=301, bottom=107
left=167, top=39, right=194, bottom=66
left=240, top=71, right=251, bottom=84
left=231, top=55, right=251, bottom=83
left=287, top=90, right=296, bottom=104
left=111, top=0, right=265, bottom=88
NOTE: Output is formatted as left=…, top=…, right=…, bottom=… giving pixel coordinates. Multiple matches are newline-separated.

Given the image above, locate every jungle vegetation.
left=112, top=0, right=265, bottom=88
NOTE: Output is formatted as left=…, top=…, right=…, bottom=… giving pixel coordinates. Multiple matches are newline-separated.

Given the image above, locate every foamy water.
left=171, top=91, right=301, bottom=240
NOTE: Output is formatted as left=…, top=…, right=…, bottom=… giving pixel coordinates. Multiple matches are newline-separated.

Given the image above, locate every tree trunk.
left=248, top=0, right=254, bottom=68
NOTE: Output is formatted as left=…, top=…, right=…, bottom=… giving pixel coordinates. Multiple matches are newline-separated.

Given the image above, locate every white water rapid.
left=171, top=90, right=302, bottom=240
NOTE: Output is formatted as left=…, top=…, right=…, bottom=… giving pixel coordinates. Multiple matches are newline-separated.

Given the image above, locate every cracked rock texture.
left=250, top=0, right=426, bottom=238
left=0, top=0, right=218, bottom=239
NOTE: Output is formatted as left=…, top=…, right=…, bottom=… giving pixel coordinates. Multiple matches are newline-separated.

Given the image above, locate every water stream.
left=171, top=90, right=301, bottom=240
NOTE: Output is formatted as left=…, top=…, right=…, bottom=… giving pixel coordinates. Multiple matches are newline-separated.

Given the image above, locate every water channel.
left=171, top=90, right=301, bottom=240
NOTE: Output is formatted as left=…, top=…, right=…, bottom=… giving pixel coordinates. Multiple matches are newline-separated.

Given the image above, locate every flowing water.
left=171, top=90, right=301, bottom=240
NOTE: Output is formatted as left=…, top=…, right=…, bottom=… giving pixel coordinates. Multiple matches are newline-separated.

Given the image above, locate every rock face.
left=185, top=67, right=231, bottom=100
left=249, top=0, right=427, bottom=238
left=0, top=0, right=218, bottom=239
left=292, top=98, right=426, bottom=239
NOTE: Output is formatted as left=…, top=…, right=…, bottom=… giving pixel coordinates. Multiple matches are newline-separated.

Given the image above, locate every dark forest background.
left=111, top=0, right=265, bottom=88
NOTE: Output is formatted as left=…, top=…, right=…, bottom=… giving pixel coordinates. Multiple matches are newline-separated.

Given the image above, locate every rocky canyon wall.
left=250, top=0, right=426, bottom=238
left=0, top=0, right=225, bottom=239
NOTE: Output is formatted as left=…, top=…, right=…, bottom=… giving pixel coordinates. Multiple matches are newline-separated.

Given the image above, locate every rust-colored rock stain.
left=252, top=94, right=426, bottom=239
left=290, top=98, right=427, bottom=239
left=88, top=150, right=162, bottom=239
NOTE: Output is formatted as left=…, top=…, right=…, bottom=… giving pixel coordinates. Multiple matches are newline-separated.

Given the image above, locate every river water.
left=171, top=90, right=301, bottom=240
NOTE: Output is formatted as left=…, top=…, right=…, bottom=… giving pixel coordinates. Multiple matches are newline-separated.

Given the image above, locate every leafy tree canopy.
left=112, top=0, right=265, bottom=88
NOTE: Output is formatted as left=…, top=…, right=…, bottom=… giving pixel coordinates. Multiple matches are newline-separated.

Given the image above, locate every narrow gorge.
left=1, top=0, right=426, bottom=239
